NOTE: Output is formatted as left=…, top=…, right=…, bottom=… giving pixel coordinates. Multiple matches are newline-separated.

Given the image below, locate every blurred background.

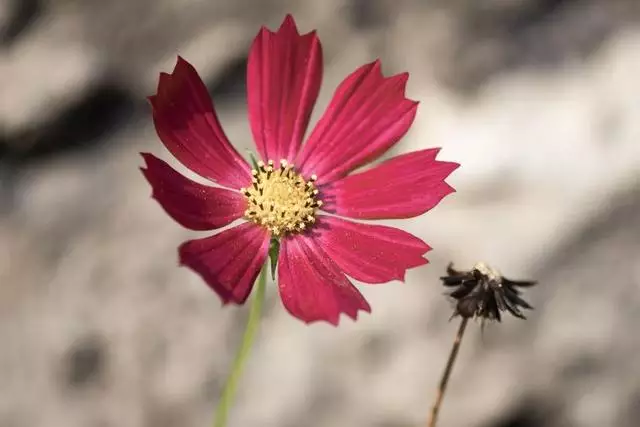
left=1, top=0, right=640, bottom=426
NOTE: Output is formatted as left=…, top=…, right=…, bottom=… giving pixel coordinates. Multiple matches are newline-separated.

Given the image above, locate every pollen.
left=241, top=159, right=322, bottom=237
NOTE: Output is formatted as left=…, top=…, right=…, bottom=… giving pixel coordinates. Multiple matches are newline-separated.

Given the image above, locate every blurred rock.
left=437, top=0, right=640, bottom=92
left=1, top=1, right=640, bottom=427
left=0, top=0, right=40, bottom=46
left=0, top=0, right=353, bottom=152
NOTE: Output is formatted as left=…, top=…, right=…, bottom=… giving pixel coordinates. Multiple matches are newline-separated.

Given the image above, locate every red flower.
left=141, top=15, right=459, bottom=325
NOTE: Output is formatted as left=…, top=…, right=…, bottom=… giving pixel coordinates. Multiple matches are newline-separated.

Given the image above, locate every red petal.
left=312, top=216, right=431, bottom=283
left=141, top=153, right=247, bottom=230
left=247, top=14, right=322, bottom=163
left=277, top=234, right=371, bottom=325
left=296, top=60, right=418, bottom=184
left=321, top=148, right=459, bottom=219
left=150, top=56, right=251, bottom=189
left=179, top=223, right=270, bottom=304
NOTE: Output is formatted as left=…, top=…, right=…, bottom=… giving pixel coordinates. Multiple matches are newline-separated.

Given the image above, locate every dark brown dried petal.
left=502, top=278, right=537, bottom=287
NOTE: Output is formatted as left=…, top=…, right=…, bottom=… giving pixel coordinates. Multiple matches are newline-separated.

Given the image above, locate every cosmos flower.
left=441, top=262, right=536, bottom=321
left=141, top=15, right=459, bottom=325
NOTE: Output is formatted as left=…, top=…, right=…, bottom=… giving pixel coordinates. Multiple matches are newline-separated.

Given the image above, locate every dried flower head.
left=441, top=262, right=536, bottom=321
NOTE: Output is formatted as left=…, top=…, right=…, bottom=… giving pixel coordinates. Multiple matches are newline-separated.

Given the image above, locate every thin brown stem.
left=427, top=317, right=469, bottom=427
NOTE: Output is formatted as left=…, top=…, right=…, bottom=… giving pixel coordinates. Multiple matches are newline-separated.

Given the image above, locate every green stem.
left=213, top=263, right=268, bottom=427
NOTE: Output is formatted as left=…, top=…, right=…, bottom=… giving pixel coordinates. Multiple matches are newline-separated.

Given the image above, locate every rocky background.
left=1, top=0, right=640, bottom=426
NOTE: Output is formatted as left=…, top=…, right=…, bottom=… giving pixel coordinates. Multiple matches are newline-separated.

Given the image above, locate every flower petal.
left=320, top=148, right=459, bottom=219
left=247, top=14, right=322, bottom=163
left=141, top=153, right=247, bottom=231
left=312, top=216, right=431, bottom=283
left=150, top=56, right=251, bottom=189
left=296, top=60, right=418, bottom=184
left=278, top=234, right=371, bottom=325
left=179, top=223, right=270, bottom=304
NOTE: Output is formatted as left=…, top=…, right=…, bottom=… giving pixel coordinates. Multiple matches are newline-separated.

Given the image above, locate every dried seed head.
left=441, top=262, right=536, bottom=322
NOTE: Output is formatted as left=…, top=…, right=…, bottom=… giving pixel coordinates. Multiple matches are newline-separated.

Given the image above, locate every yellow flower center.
left=241, top=159, right=322, bottom=237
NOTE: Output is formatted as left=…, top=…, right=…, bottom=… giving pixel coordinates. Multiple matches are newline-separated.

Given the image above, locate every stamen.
left=242, top=159, right=322, bottom=237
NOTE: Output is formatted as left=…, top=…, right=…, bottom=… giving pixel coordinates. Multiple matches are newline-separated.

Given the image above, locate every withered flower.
left=441, top=262, right=536, bottom=321
left=427, top=262, right=537, bottom=427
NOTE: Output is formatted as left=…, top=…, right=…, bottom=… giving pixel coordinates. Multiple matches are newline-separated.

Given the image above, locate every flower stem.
left=213, top=263, right=268, bottom=427
left=427, top=317, right=469, bottom=427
